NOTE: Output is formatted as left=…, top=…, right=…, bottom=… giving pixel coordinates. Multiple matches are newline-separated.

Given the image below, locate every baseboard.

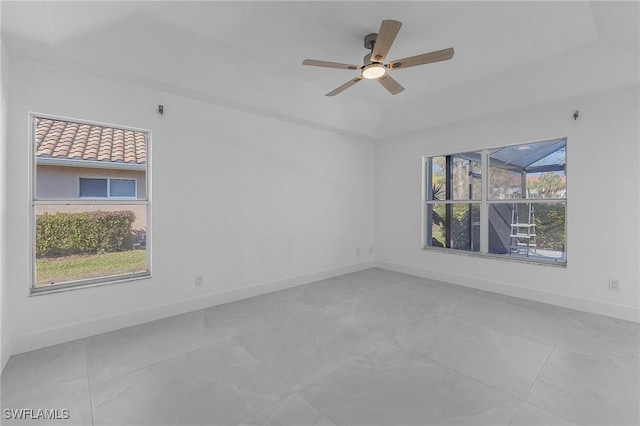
left=11, top=260, right=375, bottom=355
left=375, top=260, right=640, bottom=323
left=1, top=336, right=10, bottom=373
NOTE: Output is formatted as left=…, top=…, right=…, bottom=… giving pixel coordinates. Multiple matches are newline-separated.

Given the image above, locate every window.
left=79, top=178, right=137, bottom=198
left=425, top=152, right=482, bottom=252
left=423, top=138, right=566, bottom=264
left=31, top=114, right=151, bottom=292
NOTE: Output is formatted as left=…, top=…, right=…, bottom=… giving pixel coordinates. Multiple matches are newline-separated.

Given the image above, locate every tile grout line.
left=440, top=298, right=567, bottom=350
left=235, top=391, right=340, bottom=426
left=524, top=338, right=558, bottom=398
left=232, top=320, right=380, bottom=396
left=519, top=332, right=580, bottom=425
left=232, top=394, right=288, bottom=426
left=88, top=337, right=235, bottom=387
left=86, top=312, right=236, bottom=385
left=384, top=338, right=527, bottom=404
left=386, top=337, right=577, bottom=426
left=521, top=401, right=580, bottom=426
left=507, top=406, right=519, bottom=426
left=300, top=336, right=528, bottom=425
left=84, top=339, right=95, bottom=426
left=387, top=310, right=558, bottom=403
left=297, top=391, right=342, bottom=426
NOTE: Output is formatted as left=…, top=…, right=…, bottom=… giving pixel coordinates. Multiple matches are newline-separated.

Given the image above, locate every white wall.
left=1, top=39, right=10, bottom=370
left=5, top=56, right=375, bottom=354
left=375, top=86, right=640, bottom=322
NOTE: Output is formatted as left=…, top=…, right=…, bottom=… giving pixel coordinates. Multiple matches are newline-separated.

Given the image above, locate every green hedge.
left=36, top=210, right=136, bottom=258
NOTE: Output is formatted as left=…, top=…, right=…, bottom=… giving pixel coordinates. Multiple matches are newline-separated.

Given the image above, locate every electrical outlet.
left=608, top=279, right=620, bottom=292
left=368, top=246, right=373, bottom=254
left=195, top=275, right=204, bottom=288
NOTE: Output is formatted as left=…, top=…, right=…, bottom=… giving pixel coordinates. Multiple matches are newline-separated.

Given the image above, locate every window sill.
left=30, top=272, right=151, bottom=296
left=421, top=247, right=567, bottom=268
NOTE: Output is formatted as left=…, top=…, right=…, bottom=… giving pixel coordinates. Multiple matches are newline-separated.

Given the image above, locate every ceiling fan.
left=303, top=20, right=454, bottom=96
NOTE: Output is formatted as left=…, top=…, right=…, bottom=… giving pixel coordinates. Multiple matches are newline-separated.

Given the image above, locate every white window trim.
left=78, top=176, right=138, bottom=199
left=29, top=112, right=152, bottom=295
left=421, top=137, right=567, bottom=267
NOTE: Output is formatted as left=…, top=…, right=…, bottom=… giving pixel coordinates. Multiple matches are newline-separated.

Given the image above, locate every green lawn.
left=36, top=250, right=147, bottom=286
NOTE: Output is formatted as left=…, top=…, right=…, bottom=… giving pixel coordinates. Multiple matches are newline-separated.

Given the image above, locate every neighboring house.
left=35, top=117, right=147, bottom=229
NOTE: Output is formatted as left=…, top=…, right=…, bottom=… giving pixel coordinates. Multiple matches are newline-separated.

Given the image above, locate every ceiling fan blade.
left=387, top=47, right=454, bottom=70
left=302, top=59, right=360, bottom=70
left=370, top=20, right=402, bottom=63
left=377, top=74, right=404, bottom=95
left=326, top=76, right=363, bottom=96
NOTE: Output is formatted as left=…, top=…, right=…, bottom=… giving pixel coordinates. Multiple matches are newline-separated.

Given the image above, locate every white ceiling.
left=2, top=1, right=639, bottom=139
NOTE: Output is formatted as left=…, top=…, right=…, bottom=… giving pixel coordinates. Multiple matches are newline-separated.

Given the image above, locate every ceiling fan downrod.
left=364, top=33, right=379, bottom=65
left=364, top=33, right=378, bottom=51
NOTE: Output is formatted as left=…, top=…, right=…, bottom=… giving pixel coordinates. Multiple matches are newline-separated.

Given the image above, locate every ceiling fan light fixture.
left=362, top=63, right=386, bottom=79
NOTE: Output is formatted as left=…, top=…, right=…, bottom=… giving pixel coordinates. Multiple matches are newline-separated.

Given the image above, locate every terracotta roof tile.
left=36, top=119, right=55, bottom=156
left=68, top=124, right=89, bottom=159
left=97, top=127, right=112, bottom=161
left=123, top=130, right=138, bottom=164
left=112, top=128, right=124, bottom=162
left=35, top=117, right=146, bottom=164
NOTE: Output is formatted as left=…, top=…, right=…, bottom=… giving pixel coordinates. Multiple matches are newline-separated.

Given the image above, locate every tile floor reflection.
left=2, top=268, right=638, bottom=425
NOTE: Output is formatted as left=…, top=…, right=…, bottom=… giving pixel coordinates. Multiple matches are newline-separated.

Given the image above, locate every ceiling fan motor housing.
left=364, top=33, right=378, bottom=50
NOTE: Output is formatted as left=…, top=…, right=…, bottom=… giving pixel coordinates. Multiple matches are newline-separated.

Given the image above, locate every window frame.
left=421, top=137, right=567, bottom=267
left=78, top=177, right=138, bottom=199
left=29, top=112, right=152, bottom=295
left=423, top=152, right=483, bottom=252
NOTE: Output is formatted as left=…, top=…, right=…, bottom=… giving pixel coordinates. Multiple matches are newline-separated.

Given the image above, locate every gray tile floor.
left=2, top=268, right=639, bottom=426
